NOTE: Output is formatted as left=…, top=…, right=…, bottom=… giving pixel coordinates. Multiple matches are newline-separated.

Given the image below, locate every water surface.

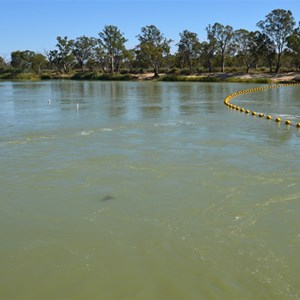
left=1, top=80, right=300, bottom=299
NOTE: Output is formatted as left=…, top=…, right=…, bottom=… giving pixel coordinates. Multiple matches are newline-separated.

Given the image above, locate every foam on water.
left=79, top=130, right=94, bottom=136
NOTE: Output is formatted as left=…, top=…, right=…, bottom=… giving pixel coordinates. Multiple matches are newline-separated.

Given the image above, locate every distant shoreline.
left=1, top=71, right=300, bottom=84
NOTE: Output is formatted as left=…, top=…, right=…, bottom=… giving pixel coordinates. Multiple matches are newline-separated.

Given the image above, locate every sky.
left=1, top=0, right=300, bottom=59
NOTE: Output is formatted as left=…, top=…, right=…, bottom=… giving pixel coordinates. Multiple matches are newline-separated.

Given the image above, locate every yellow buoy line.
left=223, top=82, right=300, bottom=128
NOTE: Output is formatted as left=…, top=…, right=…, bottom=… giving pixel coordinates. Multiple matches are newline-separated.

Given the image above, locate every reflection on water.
left=1, top=80, right=300, bottom=299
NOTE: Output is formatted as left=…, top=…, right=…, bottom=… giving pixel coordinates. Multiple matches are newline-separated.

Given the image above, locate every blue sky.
left=1, top=0, right=300, bottom=59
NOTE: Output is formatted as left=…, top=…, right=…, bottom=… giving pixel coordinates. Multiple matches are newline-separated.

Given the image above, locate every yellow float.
left=223, top=83, right=300, bottom=129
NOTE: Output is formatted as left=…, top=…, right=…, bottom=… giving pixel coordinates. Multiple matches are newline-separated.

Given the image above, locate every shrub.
left=257, top=67, right=267, bottom=73
left=226, top=67, right=239, bottom=73
left=14, top=73, right=39, bottom=80
left=226, top=77, right=272, bottom=83
left=195, top=67, right=206, bottom=74
left=40, top=74, right=51, bottom=80
left=129, top=69, right=141, bottom=74
left=186, top=76, right=220, bottom=82
left=120, top=69, right=130, bottom=74
left=71, top=72, right=98, bottom=80
left=158, top=75, right=186, bottom=81
left=180, top=68, right=192, bottom=75
left=96, top=74, right=134, bottom=81
left=167, top=68, right=181, bottom=75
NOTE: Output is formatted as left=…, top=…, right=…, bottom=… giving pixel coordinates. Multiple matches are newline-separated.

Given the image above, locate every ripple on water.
left=1, top=81, right=300, bottom=299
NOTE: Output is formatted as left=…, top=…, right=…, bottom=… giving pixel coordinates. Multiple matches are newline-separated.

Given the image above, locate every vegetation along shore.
left=1, top=8, right=300, bottom=83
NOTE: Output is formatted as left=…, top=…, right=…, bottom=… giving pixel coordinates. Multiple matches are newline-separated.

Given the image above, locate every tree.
left=177, top=30, right=201, bottom=72
left=94, top=44, right=107, bottom=72
left=254, top=32, right=276, bottom=72
left=234, top=29, right=257, bottom=73
left=121, top=48, right=135, bottom=71
left=206, top=23, right=234, bottom=72
left=11, top=50, right=35, bottom=71
left=0, top=56, right=7, bottom=71
left=98, top=25, right=127, bottom=74
left=287, top=23, right=300, bottom=69
left=136, top=25, right=172, bottom=77
left=46, top=50, right=61, bottom=73
left=200, top=40, right=217, bottom=72
left=55, top=36, right=75, bottom=73
left=257, top=9, right=295, bottom=73
left=10, top=51, right=47, bottom=74
left=31, top=53, right=48, bottom=74
left=72, top=36, right=97, bottom=71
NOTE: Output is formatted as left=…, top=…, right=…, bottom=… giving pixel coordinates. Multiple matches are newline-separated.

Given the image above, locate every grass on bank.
left=70, top=72, right=136, bottom=81
left=225, top=77, right=272, bottom=84
left=0, top=71, right=40, bottom=80
left=0, top=70, right=287, bottom=84
left=157, top=74, right=272, bottom=83
left=0, top=71, right=136, bottom=81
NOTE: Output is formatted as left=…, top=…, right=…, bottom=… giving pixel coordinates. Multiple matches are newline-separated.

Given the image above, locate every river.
left=1, top=80, right=300, bottom=299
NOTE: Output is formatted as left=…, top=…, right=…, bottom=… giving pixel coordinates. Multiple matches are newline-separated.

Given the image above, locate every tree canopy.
left=177, top=30, right=201, bottom=72
left=136, top=25, right=172, bottom=77
left=98, top=25, right=128, bottom=74
left=2, top=8, right=300, bottom=76
left=257, top=9, right=295, bottom=73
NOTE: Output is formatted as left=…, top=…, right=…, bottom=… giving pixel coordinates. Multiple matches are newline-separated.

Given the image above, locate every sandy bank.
left=137, top=71, right=300, bottom=83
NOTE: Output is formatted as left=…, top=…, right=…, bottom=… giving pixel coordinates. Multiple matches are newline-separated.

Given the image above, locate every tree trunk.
left=189, top=54, right=193, bottom=73
left=115, top=59, right=120, bottom=74
left=221, top=55, right=225, bottom=73
left=189, top=61, right=192, bottom=73
left=153, top=65, right=159, bottom=77
left=268, top=60, right=273, bottom=73
left=275, top=53, right=281, bottom=73
left=207, top=58, right=212, bottom=73
left=110, top=55, right=114, bottom=74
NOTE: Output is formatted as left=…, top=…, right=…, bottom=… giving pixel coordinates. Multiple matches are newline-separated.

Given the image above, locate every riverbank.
left=1, top=70, right=300, bottom=83
left=148, top=71, right=300, bottom=83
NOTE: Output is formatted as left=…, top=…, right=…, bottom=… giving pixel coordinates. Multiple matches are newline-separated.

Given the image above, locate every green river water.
left=0, top=80, right=300, bottom=299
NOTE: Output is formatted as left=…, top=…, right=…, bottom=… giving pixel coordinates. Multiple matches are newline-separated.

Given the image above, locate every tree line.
left=1, top=9, right=300, bottom=77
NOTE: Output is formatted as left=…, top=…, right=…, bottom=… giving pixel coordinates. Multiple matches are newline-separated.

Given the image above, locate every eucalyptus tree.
left=206, top=23, right=234, bottom=72
left=176, top=30, right=201, bottom=72
left=200, top=39, right=217, bottom=72
left=46, top=50, right=62, bottom=73
left=121, top=48, right=135, bottom=71
left=257, top=9, right=295, bottom=73
left=10, top=50, right=41, bottom=73
left=10, top=51, right=47, bottom=74
left=136, top=25, right=172, bottom=77
left=11, top=50, right=35, bottom=71
left=234, top=29, right=257, bottom=73
left=85, top=58, right=97, bottom=72
left=0, top=56, right=7, bottom=71
left=287, top=23, right=300, bottom=68
left=31, top=53, right=48, bottom=74
left=94, top=44, right=107, bottom=72
left=72, top=36, right=97, bottom=71
left=253, top=32, right=276, bottom=72
left=98, top=25, right=127, bottom=74
left=247, top=31, right=263, bottom=70
left=53, top=36, right=75, bottom=73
